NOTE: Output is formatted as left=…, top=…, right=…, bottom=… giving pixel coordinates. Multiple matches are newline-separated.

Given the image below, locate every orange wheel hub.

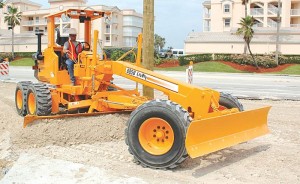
left=16, top=90, right=23, bottom=109
left=28, top=92, right=36, bottom=114
left=138, top=118, right=174, bottom=155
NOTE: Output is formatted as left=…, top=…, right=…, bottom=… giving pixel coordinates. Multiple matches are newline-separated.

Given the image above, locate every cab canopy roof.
left=45, top=9, right=111, bottom=21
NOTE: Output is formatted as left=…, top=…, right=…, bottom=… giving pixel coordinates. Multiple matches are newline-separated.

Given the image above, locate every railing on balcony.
left=204, top=13, right=211, bottom=19
left=253, top=23, right=264, bottom=28
left=21, top=20, right=47, bottom=26
left=291, top=9, right=300, bottom=16
left=17, top=31, right=48, bottom=36
left=204, top=26, right=211, bottom=32
left=268, top=8, right=281, bottom=15
left=267, top=18, right=278, bottom=28
left=250, top=8, right=264, bottom=16
left=290, top=24, right=300, bottom=28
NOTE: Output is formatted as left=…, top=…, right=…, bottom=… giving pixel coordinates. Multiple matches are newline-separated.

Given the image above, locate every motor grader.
left=14, top=9, right=271, bottom=169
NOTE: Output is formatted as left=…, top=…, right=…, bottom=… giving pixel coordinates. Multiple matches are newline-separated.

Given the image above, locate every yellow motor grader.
left=14, top=9, right=271, bottom=169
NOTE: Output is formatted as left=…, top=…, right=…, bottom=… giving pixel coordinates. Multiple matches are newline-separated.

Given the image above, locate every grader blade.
left=23, top=110, right=132, bottom=128
left=185, top=106, right=271, bottom=159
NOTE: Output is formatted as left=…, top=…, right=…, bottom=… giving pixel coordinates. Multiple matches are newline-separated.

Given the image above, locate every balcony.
left=204, top=26, right=211, bottom=32
left=268, top=8, right=281, bottom=16
left=267, top=18, right=278, bottom=28
left=291, top=9, right=300, bottom=16
left=21, top=20, right=47, bottom=26
left=253, top=23, right=264, bottom=28
left=250, top=8, right=264, bottom=16
left=204, top=13, right=211, bottom=19
left=104, top=30, right=118, bottom=35
left=291, top=24, right=300, bottom=28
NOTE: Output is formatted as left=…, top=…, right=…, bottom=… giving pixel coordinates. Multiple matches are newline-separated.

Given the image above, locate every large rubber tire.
left=15, top=81, right=33, bottom=116
left=26, top=83, right=52, bottom=116
left=219, top=92, right=244, bottom=111
left=126, top=99, right=191, bottom=169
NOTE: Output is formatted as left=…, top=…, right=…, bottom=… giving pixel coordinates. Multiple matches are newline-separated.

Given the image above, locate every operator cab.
left=33, top=9, right=109, bottom=84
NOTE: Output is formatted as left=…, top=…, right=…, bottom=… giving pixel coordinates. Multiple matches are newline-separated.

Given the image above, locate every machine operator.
left=63, top=28, right=82, bottom=86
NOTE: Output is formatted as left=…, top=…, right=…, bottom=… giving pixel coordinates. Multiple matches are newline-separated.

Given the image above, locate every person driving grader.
left=63, top=28, right=82, bottom=86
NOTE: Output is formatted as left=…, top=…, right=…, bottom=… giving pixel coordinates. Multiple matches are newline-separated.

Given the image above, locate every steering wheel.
left=75, top=42, right=91, bottom=55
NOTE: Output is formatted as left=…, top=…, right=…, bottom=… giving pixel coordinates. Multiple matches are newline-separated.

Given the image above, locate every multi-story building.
left=0, top=0, right=143, bottom=52
left=185, top=0, right=300, bottom=55
left=122, top=9, right=143, bottom=47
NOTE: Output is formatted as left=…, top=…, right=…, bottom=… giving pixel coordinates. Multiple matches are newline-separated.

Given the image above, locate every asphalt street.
left=1, top=66, right=299, bottom=101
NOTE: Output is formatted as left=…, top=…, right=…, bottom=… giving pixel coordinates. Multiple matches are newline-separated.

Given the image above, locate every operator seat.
left=55, top=28, right=68, bottom=70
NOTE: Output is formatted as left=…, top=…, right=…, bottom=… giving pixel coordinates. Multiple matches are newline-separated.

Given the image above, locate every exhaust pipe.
left=32, top=29, right=44, bottom=80
left=32, top=29, right=44, bottom=61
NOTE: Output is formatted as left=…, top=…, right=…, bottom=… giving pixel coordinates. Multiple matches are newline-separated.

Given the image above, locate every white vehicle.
left=172, top=49, right=185, bottom=58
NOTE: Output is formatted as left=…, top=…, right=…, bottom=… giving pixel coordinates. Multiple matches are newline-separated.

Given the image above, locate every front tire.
left=26, top=83, right=52, bottom=116
left=126, top=99, right=191, bottom=169
left=219, top=92, right=244, bottom=111
left=15, top=81, right=32, bottom=116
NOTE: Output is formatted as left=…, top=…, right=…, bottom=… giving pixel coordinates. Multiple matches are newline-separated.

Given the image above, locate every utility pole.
left=275, top=0, right=281, bottom=66
left=142, top=0, right=154, bottom=98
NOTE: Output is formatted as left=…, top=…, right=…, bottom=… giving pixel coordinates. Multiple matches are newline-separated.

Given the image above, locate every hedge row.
left=0, top=52, right=35, bottom=61
left=178, top=54, right=212, bottom=66
left=179, top=53, right=300, bottom=68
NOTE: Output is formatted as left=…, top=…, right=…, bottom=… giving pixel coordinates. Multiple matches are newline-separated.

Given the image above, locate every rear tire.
left=219, top=92, right=244, bottom=111
left=126, top=99, right=191, bottom=169
left=26, top=83, right=52, bottom=116
left=15, top=81, right=32, bottom=116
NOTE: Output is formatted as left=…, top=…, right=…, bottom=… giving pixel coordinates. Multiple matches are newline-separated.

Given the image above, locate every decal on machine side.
left=126, top=67, right=178, bottom=92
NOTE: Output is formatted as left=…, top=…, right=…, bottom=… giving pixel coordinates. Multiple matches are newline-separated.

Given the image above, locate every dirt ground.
left=0, top=81, right=299, bottom=183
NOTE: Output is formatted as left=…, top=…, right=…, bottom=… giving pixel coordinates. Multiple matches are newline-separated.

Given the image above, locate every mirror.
left=61, top=13, right=70, bottom=22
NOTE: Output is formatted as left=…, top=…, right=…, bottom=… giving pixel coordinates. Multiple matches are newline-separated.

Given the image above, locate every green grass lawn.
left=271, top=64, right=300, bottom=75
left=10, top=58, right=300, bottom=75
left=9, top=58, right=34, bottom=66
left=155, top=62, right=247, bottom=73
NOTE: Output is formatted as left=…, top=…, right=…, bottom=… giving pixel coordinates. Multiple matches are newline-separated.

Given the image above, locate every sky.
left=31, top=0, right=205, bottom=49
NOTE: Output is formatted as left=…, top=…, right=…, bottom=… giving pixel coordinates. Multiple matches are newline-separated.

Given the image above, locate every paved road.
left=2, top=66, right=299, bottom=100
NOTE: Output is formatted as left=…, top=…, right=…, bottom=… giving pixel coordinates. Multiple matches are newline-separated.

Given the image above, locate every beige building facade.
left=0, top=0, right=143, bottom=52
left=186, top=0, right=300, bottom=55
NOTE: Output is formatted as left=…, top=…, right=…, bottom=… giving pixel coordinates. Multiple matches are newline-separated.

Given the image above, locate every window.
left=35, top=17, right=39, bottom=23
left=224, top=18, right=231, bottom=27
left=224, top=4, right=230, bottom=13
left=106, top=36, right=110, bottom=42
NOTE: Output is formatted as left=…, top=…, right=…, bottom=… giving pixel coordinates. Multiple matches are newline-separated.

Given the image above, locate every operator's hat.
left=69, top=28, right=77, bottom=35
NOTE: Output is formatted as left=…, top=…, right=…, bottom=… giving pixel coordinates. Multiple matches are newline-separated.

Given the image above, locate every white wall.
left=185, top=42, right=299, bottom=55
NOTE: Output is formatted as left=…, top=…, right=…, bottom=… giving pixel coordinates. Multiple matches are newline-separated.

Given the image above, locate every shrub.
left=110, top=49, right=136, bottom=62
left=179, top=54, right=212, bottom=66
left=0, top=53, right=13, bottom=61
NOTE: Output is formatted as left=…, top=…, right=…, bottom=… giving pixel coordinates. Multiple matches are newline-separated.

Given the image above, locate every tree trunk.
left=12, top=28, right=15, bottom=59
left=142, top=0, right=154, bottom=98
left=247, top=42, right=258, bottom=69
left=243, top=3, right=248, bottom=54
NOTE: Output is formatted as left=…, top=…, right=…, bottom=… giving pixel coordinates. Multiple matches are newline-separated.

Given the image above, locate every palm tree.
left=237, top=16, right=259, bottom=69
left=154, top=34, right=166, bottom=51
left=0, top=2, right=4, bottom=9
left=4, top=6, right=22, bottom=59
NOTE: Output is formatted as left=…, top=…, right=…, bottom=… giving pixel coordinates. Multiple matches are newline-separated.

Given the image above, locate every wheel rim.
left=138, top=118, right=174, bottom=155
left=28, top=92, right=36, bottom=114
left=16, top=90, right=23, bottom=110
